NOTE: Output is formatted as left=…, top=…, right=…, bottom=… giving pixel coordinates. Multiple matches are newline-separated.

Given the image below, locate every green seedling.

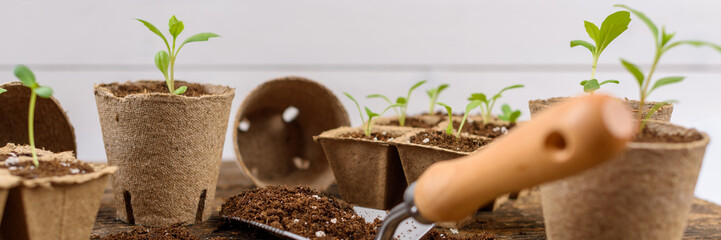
left=0, top=87, right=6, bottom=94
left=436, top=100, right=482, bottom=138
left=571, top=10, right=630, bottom=93
left=366, top=80, right=426, bottom=126
left=616, top=5, right=721, bottom=130
left=468, top=84, right=524, bottom=125
left=426, top=83, right=449, bottom=113
left=497, top=104, right=521, bottom=123
left=14, top=65, right=53, bottom=167
left=136, top=15, right=220, bottom=95
left=345, top=93, right=400, bottom=137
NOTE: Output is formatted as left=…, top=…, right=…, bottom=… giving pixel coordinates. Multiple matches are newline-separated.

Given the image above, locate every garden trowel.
left=225, top=94, right=635, bottom=240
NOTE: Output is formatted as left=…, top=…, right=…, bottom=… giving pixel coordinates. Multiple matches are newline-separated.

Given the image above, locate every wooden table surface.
left=92, top=162, right=721, bottom=239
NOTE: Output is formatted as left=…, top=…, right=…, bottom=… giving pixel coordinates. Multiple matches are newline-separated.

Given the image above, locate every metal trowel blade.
left=223, top=206, right=434, bottom=240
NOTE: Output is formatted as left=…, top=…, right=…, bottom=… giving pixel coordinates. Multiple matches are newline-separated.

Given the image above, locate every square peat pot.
left=314, top=126, right=410, bottom=210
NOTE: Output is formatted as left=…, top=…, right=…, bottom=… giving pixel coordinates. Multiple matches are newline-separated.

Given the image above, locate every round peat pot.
left=529, top=97, right=673, bottom=121
left=94, top=80, right=234, bottom=226
left=0, top=82, right=77, bottom=155
left=541, top=121, right=709, bottom=240
left=234, top=77, right=349, bottom=190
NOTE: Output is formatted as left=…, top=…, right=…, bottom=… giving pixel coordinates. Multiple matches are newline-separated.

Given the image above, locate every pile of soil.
left=633, top=126, right=703, bottom=143
left=90, top=224, right=198, bottom=240
left=219, top=186, right=381, bottom=240
left=420, top=228, right=494, bottom=240
left=340, top=131, right=400, bottom=141
left=0, top=153, right=94, bottom=179
left=381, top=117, right=441, bottom=128
left=104, top=81, right=206, bottom=97
left=409, top=130, right=489, bottom=152
left=455, top=121, right=516, bottom=139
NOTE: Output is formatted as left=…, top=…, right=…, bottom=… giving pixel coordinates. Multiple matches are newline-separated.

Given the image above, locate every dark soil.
left=340, top=131, right=400, bottom=141
left=219, top=186, right=381, bottom=240
left=91, top=223, right=198, bottom=240
left=1, top=156, right=94, bottom=179
left=105, top=81, right=206, bottom=97
left=379, top=117, right=442, bottom=128
left=420, top=228, right=494, bottom=240
left=409, top=130, right=489, bottom=152
left=633, top=126, right=703, bottom=143
left=455, top=121, right=516, bottom=138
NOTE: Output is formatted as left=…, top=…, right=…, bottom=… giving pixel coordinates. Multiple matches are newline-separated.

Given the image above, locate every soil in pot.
left=104, top=81, right=207, bottom=97
left=340, top=131, right=400, bottom=141
left=409, top=130, right=490, bottom=152
left=383, top=117, right=441, bottom=128
left=91, top=223, right=198, bottom=240
left=453, top=121, right=516, bottom=139
left=220, top=186, right=381, bottom=240
left=633, top=125, right=703, bottom=143
left=420, top=228, right=494, bottom=240
left=2, top=158, right=94, bottom=179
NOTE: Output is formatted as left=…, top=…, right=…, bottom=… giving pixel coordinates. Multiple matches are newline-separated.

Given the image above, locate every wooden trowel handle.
left=413, top=94, right=635, bottom=222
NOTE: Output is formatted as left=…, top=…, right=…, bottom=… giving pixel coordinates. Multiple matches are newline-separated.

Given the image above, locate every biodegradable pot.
left=374, top=114, right=445, bottom=129
left=0, top=144, right=116, bottom=240
left=529, top=97, right=673, bottom=121
left=541, top=121, right=709, bottom=240
left=94, top=81, right=234, bottom=226
left=234, top=77, right=349, bottom=190
left=0, top=82, right=77, bottom=154
left=314, top=126, right=409, bottom=210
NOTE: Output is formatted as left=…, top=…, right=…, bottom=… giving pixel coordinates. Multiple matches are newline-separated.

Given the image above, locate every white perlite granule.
left=315, top=231, right=326, bottom=237
left=330, top=218, right=337, bottom=224
left=450, top=228, right=459, bottom=234
left=422, top=138, right=430, bottom=143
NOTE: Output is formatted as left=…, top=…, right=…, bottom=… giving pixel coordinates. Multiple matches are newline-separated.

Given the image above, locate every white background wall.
left=1, top=1, right=720, bottom=204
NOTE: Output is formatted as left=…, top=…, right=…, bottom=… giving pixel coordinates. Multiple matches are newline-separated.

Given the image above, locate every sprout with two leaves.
left=615, top=5, right=721, bottom=130
left=426, top=83, right=449, bottom=113
left=367, top=80, right=426, bottom=126
left=136, top=15, right=220, bottom=95
left=497, top=104, right=521, bottom=124
left=345, top=93, right=401, bottom=137
left=468, top=84, right=524, bottom=125
left=571, top=10, right=631, bottom=93
left=436, top=100, right=482, bottom=138
left=13, top=65, right=54, bottom=167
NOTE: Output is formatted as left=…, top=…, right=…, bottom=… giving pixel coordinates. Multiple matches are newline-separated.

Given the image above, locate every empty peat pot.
left=94, top=80, right=234, bottom=226
left=0, top=82, right=77, bottom=155
left=234, top=77, right=348, bottom=190
left=314, top=126, right=409, bottom=210
left=0, top=144, right=116, bottom=240
left=540, top=121, right=709, bottom=239
left=529, top=97, right=673, bottom=122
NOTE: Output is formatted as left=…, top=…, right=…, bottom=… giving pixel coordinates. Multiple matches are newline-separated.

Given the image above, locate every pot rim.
left=627, top=120, right=710, bottom=150
left=314, top=125, right=411, bottom=146
left=529, top=96, right=674, bottom=109
left=94, top=80, right=235, bottom=101
left=392, top=128, right=491, bottom=154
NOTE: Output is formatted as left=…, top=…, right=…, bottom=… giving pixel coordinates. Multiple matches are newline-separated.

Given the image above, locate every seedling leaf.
left=0, top=88, right=6, bottom=94
left=497, top=104, right=521, bottom=123
left=408, top=80, right=427, bottom=96
left=136, top=18, right=170, bottom=48
left=465, top=100, right=482, bottom=113
left=344, top=92, right=365, bottom=124
left=600, top=80, right=620, bottom=85
left=596, top=11, right=631, bottom=53
left=155, top=51, right=170, bottom=79
left=396, top=97, right=407, bottom=104
left=468, top=93, right=487, bottom=103
left=14, top=65, right=37, bottom=88
left=169, top=15, right=184, bottom=39
left=179, top=32, right=221, bottom=50
left=436, top=102, right=454, bottom=136
left=615, top=4, right=659, bottom=44
left=664, top=40, right=721, bottom=53
left=620, top=59, right=644, bottom=87
left=571, top=40, right=596, bottom=53
left=649, top=76, right=683, bottom=94
left=494, top=84, right=525, bottom=100
left=640, top=100, right=675, bottom=131
left=584, top=21, right=600, bottom=42
left=365, top=107, right=379, bottom=118
left=174, top=86, right=187, bottom=95
left=367, top=94, right=393, bottom=104
left=34, top=86, right=53, bottom=98
left=582, top=79, right=601, bottom=93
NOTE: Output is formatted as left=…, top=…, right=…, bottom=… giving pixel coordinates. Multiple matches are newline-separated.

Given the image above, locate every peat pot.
left=541, top=121, right=709, bottom=240
left=314, top=126, right=410, bottom=210
left=94, top=80, right=234, bottom=226
left=529, top=97, right=673, bottom=121
left=0, top=144, right=115, bottom=240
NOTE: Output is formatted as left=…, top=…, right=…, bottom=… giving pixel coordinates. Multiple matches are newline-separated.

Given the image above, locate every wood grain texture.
left=92, top=162, right=721, bottom=239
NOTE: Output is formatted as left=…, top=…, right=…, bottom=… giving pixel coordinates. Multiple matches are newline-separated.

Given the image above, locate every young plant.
left=366, top=80, right=426, bottom=126
left=571, top=10, right=630, bottom=93
left=13, top=65, right=53, bottom=167
left=0, top=87, right=6, bottom=94
left=436, top=100, right=482, bottom=138
left=136, top=15, right=220, bottom=95
left=497, top=104, right=521, bottom=123
left=468, top=84, right=524, bottom=125
left=426, top=83, right=449, bottom=113
left=345, top=93, right=400, bottom=137
left=615, top=5, right=721, bottom=130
